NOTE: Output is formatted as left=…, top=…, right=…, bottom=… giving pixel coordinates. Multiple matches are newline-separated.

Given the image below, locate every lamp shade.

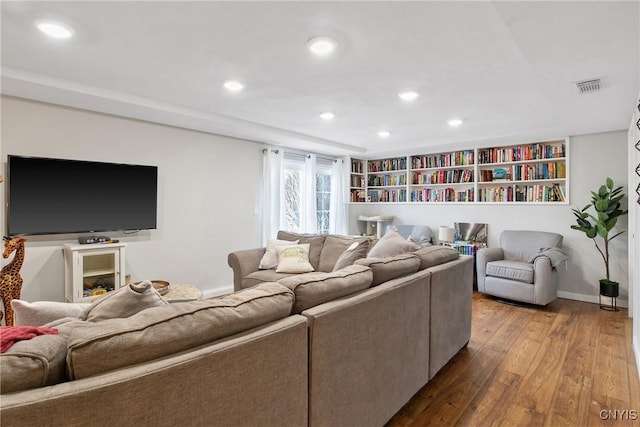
left=438, top=226, right=455, bottom=243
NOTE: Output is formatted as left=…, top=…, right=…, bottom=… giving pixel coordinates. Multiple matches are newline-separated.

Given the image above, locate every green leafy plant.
left=571, top=177, right=628, bottom=282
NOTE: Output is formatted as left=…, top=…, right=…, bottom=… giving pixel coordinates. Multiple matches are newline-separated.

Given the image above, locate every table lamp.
left=438, top=226, right=455, bottom=245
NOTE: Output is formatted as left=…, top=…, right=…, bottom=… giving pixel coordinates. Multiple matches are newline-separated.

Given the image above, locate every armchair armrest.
left=532, top=256, right=556, bottom=305
left=475, top=247, right=504, bottom=292
left=228, top=248, right=266, bottom=291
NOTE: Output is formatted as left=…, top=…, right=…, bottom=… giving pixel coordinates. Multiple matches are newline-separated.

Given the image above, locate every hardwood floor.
left=386, top=293, right=640, bottom=426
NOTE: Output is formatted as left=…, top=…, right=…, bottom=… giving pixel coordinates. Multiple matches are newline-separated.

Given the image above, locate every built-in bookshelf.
left=350, top=138, right=569, bottom=204
left=366, top=157, right=408, bottom=203
left=349, top=158, right=366, bottom=203
left=476, top=140, right=567, bottom=203
left=409, top=150, right=475, bottom=203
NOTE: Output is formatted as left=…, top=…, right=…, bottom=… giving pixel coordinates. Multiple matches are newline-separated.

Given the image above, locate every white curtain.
left=300, top=154, right=317, bottom=233
left=330, top=157, right=349, bottom=235
left=261, top=148, right=283, bottom=246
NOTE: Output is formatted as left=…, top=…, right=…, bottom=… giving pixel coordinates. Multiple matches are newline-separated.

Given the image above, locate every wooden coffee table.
left=162, top=284, right=203, bottom=303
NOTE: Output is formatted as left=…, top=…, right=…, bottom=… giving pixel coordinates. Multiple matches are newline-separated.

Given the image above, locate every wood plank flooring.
left=386, top=293, right=640, bottom=426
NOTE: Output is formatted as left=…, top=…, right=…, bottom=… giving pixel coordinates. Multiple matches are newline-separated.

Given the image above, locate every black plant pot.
left=599, top=279, right=619, bottom=311
left=600, top=279, right=619, bottom=297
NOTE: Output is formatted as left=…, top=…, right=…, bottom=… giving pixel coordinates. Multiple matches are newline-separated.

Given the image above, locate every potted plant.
left=571, top=177, right=628, bottom=308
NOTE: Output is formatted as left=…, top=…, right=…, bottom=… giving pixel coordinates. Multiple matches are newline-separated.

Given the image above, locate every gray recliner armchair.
left=476, top=230, right=563, bottom=306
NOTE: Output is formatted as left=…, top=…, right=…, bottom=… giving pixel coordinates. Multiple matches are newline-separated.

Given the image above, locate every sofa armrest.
left=228, top=248, right=266, bottom=291
left=475, top=247, right=504, bottom=292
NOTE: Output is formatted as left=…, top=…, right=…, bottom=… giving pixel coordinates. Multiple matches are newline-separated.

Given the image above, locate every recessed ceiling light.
left=377, top=130, right=391, bottom=138
left=307, top=36, right=337, bottom=56
left=35, top=19, right=75, bottom=39
left=320, top=112, right=335, bottom=121
left=223, top=80, right=244, bottom=92
left=447, top=118, right=463, bottom=127
left=398, top=91, right=420, bottom=101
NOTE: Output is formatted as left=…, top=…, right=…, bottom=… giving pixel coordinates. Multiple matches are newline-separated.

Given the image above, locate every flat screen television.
left=7, top=155, right=158, bottom=236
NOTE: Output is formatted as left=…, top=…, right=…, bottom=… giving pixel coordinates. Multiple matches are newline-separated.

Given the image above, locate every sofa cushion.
left=276, top=244, right=314, bottom=273
left=66, top=282, right=294, bottom=380
left=355, top=253, right=421, bottom=287
left=319, top=235, right=371, bottom=272
left=413, top=246, right=460, bottom=270
left=81, top=280, right=168, bottom=322
left=259, top=239, right=299, bottom=269
left=243, top=269, right=300, bottom=288
left=333, top=240, right=370, bottom=271
left=278, top=265, right=373, bottom=314
left=277, top=231, right=326, bottom=271
left=486, top=260, right=534, bottom=283
left=11, top=299, right=91, bottom=327
left=367, top=230, right=419, bottom=258
left=0, top=335, right=68, bottom=393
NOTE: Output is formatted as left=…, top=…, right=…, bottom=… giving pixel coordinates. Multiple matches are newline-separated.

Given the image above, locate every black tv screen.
left=7, top=155, right=158, bottom=236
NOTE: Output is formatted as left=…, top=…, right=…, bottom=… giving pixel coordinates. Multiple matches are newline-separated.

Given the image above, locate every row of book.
left=478, top=143, right=566, bottom=164
left=350, top=176, right=365, bottom=188
left=479, top=162, right=566, bottom=182
left=367, top=189, right=407, bottom=202
left=411, top=150, right=475, bottom=169
left=409, top=188, right=474, bottom=203
left=368, top=157, right=407, bottom=173
left=368, top=174, right=407, bottom=187
left=443, top=242, right=487, bottom=256
left=351, top=161, right=364, bottom=174
left=412, top=169, right=474, bottom=185
left=478, top=183, right=565, bottom=202
left=350, top=189, right=366, bottom=203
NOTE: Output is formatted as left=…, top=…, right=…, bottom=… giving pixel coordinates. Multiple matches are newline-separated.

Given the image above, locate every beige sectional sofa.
left=1, top=231, right=473, bottom=427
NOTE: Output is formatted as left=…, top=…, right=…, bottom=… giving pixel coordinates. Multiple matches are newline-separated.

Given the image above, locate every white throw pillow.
left=259, top=239, right=299, bottom=269
left=275, top=244, right=314, bottom=273
left=11, top=299, right=92, bottom=326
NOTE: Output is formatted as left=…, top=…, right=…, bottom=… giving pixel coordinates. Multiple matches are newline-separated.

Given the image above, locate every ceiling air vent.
left=576, top=78, right=602, bottom=94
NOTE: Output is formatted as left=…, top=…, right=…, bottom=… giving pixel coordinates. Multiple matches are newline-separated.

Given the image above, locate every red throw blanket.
left=0, top=326, right=59, bottom=353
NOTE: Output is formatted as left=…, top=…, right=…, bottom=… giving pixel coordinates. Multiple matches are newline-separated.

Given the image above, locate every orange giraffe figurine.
left=0, top=237, right=26, bottom=326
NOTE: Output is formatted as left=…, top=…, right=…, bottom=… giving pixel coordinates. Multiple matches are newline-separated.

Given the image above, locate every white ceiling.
left=2, top=1, right=639, bottom=157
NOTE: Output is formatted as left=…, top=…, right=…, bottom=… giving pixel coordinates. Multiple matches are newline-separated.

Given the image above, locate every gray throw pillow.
left=333, top=240, right=370, bottom=271
left=408, top=226, right=433, bottom=246
left=81, top=280, right=168, bottom=322
left=367, top=230, right=419, bottom=258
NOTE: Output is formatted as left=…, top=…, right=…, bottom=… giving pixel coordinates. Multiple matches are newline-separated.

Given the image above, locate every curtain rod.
left=263, top=148, right=339, bottom=163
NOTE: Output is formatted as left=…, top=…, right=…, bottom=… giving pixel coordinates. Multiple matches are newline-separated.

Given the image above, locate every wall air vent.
left=576, top=78, right=602, bottom=94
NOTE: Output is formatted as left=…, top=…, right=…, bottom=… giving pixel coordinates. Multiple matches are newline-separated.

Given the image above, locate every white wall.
left=349, top=130, right=629, bottom=305
left=1, top=96, right=264, bottom=302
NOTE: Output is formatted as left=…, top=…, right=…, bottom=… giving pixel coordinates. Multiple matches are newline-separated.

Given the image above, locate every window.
left=283, top=154, right=333, bottom=234
left=316, top=160, right=333, bottom=234
left=283, top=158, right=303, bottom=232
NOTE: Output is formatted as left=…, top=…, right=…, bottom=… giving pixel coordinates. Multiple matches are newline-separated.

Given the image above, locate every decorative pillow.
left=81, top=280, right=168, bottom=322
left=275, top=244, right=314, bottom=273
left=11, top=300, right=92, bottom=327
left=259, top=239, right=299, bottom=269
left=333, top=241, right=370, bottom=271
left=408, top=226, right=433, bottom=247
left=277, top=231, right=326, bottom=271
left=367, top=229, right=420, bottom=258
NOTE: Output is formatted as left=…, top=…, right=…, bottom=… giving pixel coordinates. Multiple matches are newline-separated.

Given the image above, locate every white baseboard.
left=202, top=284, right=234, bottom=299
left=557, top=290, right=628, bottom=308
left=634, top=336, right=640, bottom=382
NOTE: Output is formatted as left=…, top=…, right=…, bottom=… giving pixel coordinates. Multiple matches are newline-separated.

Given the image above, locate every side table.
left=162, top=284, right=203, bottom=303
